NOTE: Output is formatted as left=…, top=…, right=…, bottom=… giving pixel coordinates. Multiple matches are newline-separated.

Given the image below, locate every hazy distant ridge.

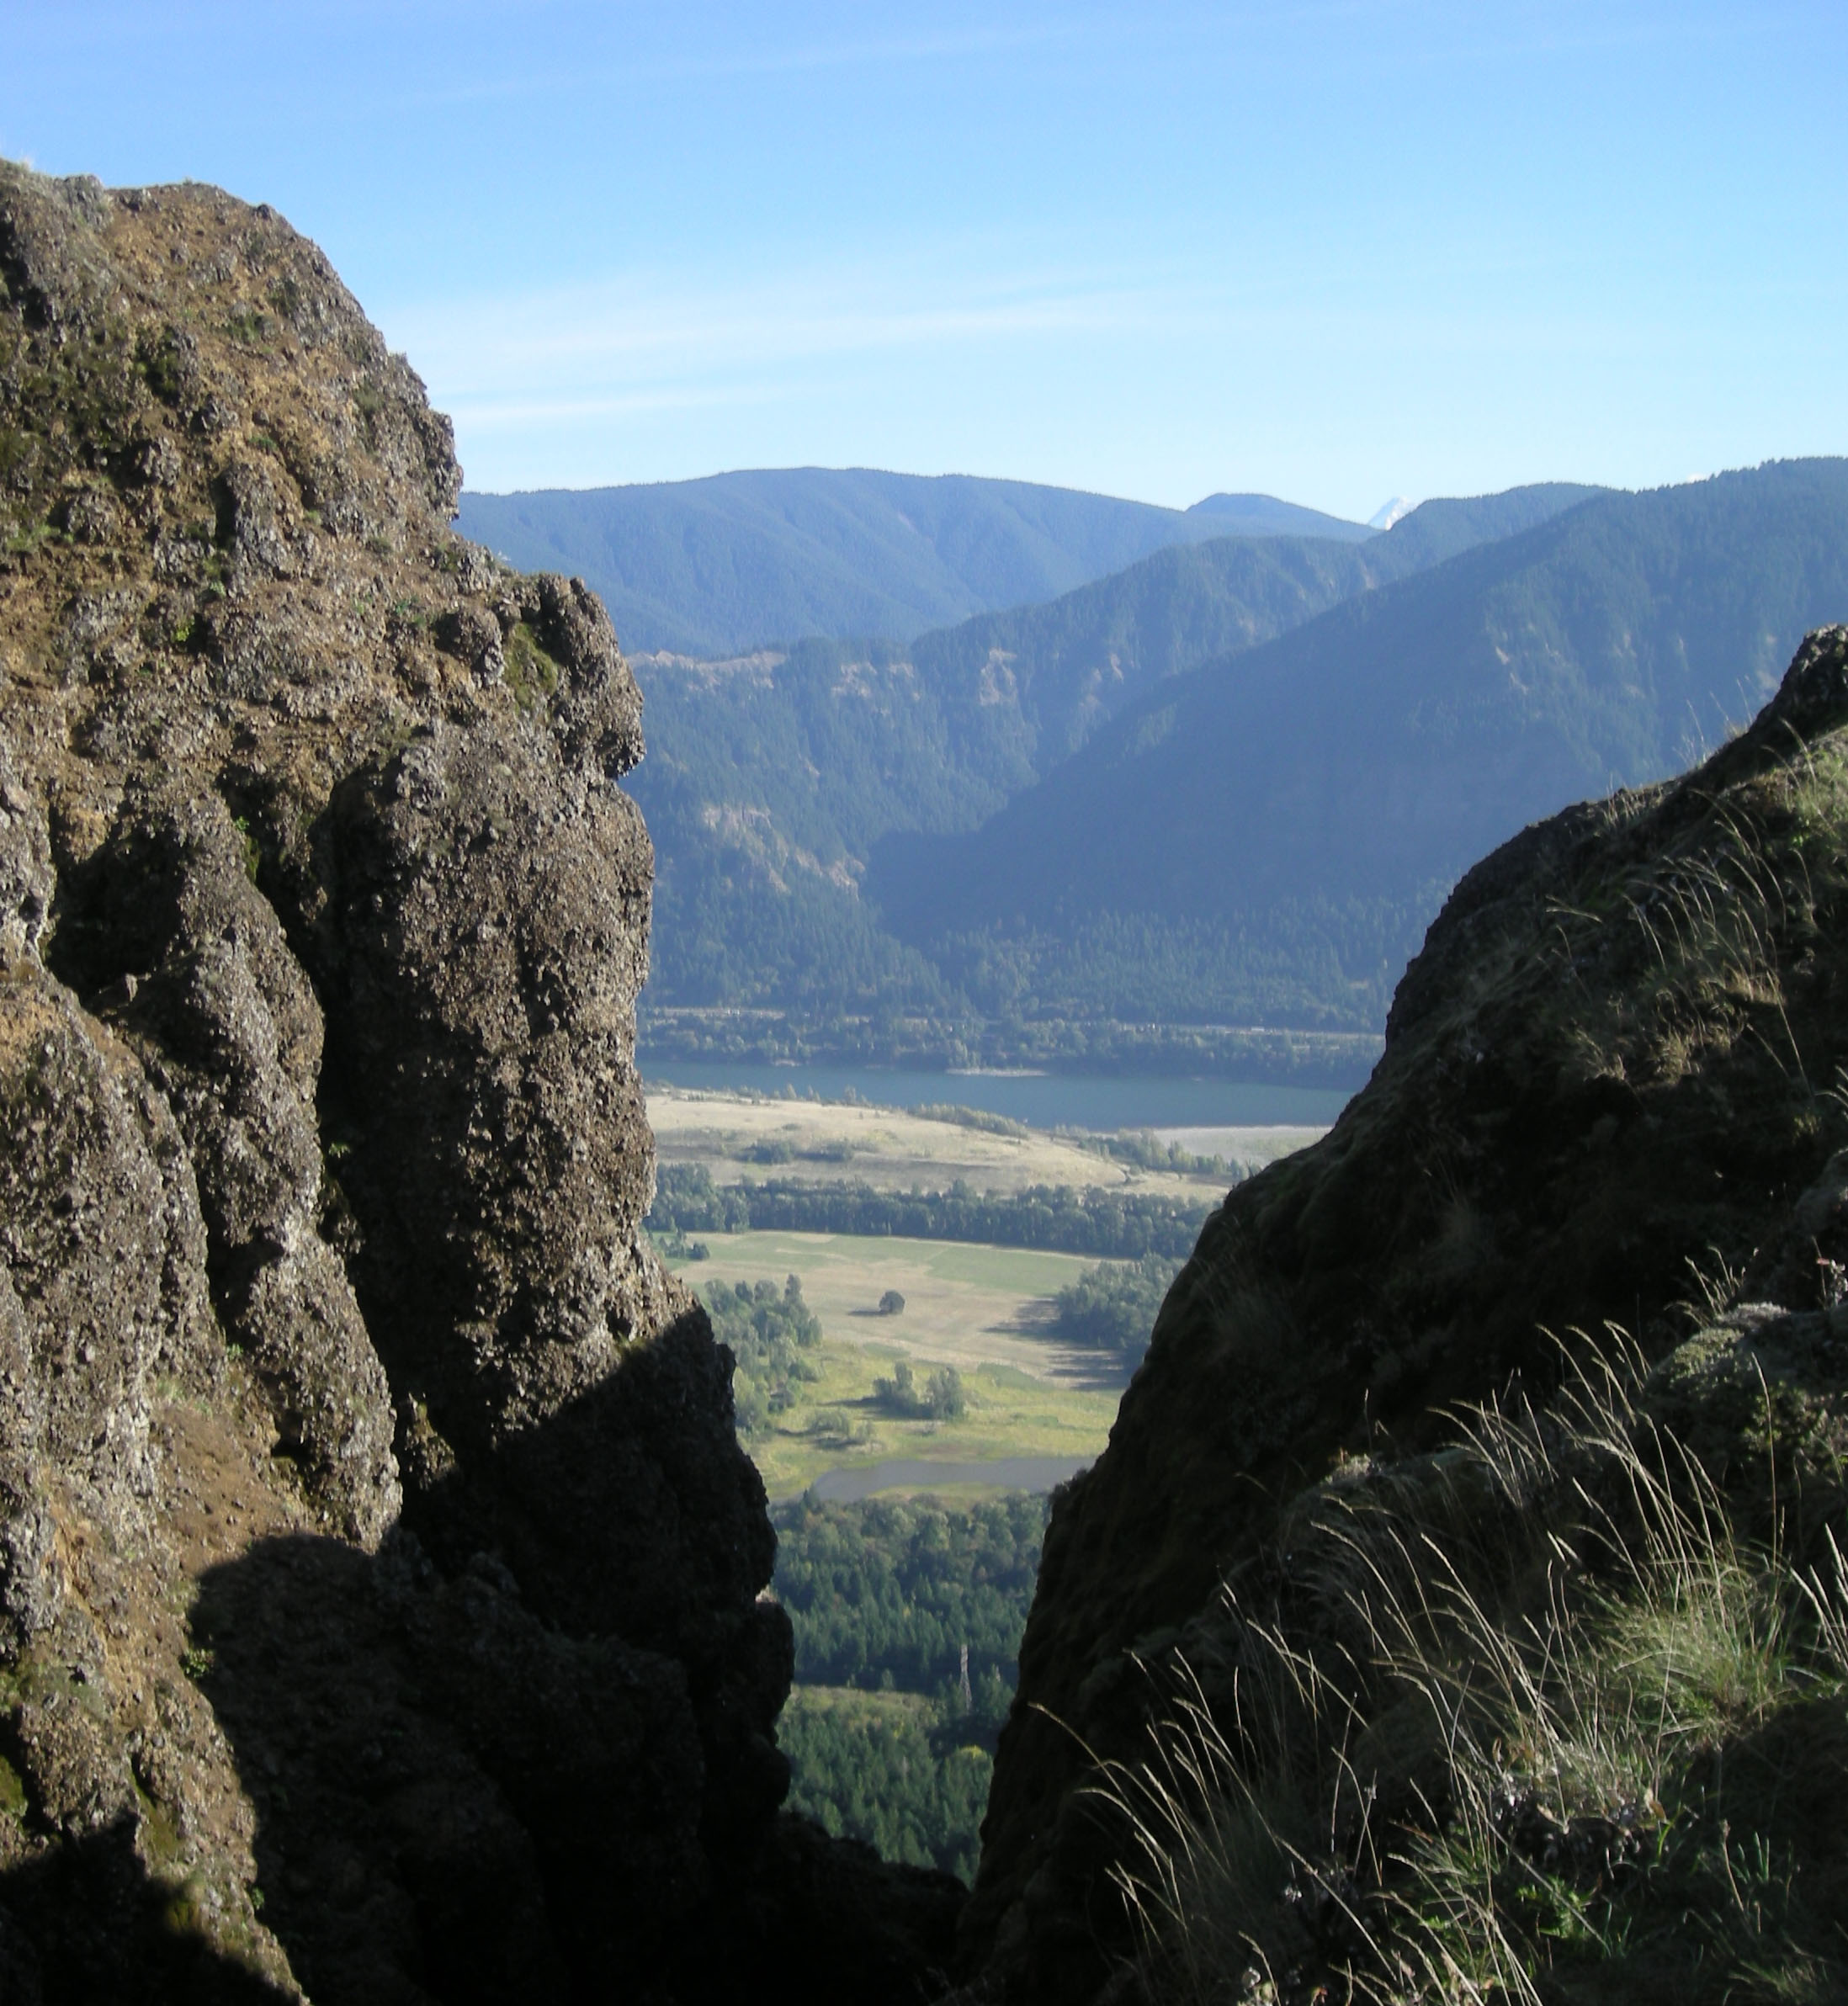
left=456, top=467, right=1370, bottom=655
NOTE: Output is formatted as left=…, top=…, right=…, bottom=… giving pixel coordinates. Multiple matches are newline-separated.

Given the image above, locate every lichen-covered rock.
left=0, top=1271, right=56, bottom=1650
left=312, top=707, right=656, bottom=1424
left=969, top=627, right=1848, bottom=2001
left=0, top=966, right=215, bottom=1526
left=0, top=739, right=52, bottom=967
left=0, top=159, right=954, bottom=2001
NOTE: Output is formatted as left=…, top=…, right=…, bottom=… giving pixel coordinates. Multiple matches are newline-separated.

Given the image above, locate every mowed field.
left=646, top=1085, right=1292, bottom=1197
left=673, top=1229, right=1112, bottom=1382
left=737, top=1340, right=1120, bottom=1500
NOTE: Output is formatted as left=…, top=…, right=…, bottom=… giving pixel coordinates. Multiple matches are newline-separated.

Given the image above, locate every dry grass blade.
left=1086, top=1331, right=1848, bottom=2004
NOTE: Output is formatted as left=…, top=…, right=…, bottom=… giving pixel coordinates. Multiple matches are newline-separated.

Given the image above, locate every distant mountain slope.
left=1186, top=491, right=1374, bottom=539
left=892, top=481, right=1605, bottom=772
left=629, top=484, right=1602, bottom=1016
left=871, top=459, right=1848, bottom=1031
left=1354, top=480, right=1606, bottom=573
left=455, top=468, right=1371, bottom=656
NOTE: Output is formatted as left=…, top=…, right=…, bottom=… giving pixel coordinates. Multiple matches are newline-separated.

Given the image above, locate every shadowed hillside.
left=876, top=459, right=1848, bottom=1032
left=627, top=484, right=1601, bottom=1039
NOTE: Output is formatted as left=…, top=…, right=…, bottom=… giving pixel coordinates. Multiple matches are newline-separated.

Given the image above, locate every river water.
left=640, top=1058, right=1351, bottom=1132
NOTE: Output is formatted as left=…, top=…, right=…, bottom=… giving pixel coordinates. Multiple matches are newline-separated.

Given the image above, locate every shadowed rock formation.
left=966, top=628, right=1848, bottom=2001
left=0, top=163, right=958, bottom=1999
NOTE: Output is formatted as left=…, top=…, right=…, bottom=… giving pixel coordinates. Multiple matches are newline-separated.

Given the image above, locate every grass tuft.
left=1083, top=1337, right=1848, bottom=2003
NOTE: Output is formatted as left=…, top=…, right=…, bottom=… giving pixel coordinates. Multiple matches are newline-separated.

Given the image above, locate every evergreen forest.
left=770, top=1493, right=1050, bottom=1883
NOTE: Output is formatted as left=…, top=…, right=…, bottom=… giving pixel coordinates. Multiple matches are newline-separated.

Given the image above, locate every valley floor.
left=662, top=1297, right=1122, bottom=1502
left=673, top=1228, right=1115, bottom=1382
left=651, top=1089, right=1330, bottom=1498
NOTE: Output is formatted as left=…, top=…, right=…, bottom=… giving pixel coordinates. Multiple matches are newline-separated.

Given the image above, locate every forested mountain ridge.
left=455, top=466, right=1371, bottom=656
left=630, top=483, right=1602, bottom=1029
left=874, top=458, right=1848, bottom=1033
left=876, top=478, right=1606, bottom=775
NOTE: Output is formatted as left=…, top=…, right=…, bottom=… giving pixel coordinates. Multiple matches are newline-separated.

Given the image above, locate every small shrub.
left=231, top=815, right=261, bottom=885
left=874, top=1358, right=966, bottom=1420
left=925, top=1366, right=967, bottom=1420
left=874, top=1359, right=919, bottom=1410
left=804, top=1409, right=875, bottom=1451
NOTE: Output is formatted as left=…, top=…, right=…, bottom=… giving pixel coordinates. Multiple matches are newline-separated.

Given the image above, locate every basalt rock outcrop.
left=965, top=628, right=1848, bottom=2001
left=0, top=162, right=957, bottom=2001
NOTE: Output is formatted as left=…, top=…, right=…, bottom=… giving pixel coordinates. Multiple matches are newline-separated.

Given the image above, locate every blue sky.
left=4, top=2, right=1845, bottom=517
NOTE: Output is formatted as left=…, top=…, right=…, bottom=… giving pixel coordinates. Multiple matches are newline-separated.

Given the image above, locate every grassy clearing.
left=669, top=1226, right=1127, bottom=1494
left=668, top=1227, right=1120, bottom=1382
left=646, top=1085, right=1247, bottom=1199
left=650, top=1091, right=1313, bottom=1501
left=730, top=1333, right=1118, bottom=1499
left=1154, top=1124, right=1328, bottom=1171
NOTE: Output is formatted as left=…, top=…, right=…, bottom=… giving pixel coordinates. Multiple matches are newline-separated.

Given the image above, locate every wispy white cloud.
left=386, top=249, right=1189, bottom=409
left=401, top=19, right=1086, bottom=109
left=390, top=194, right=1833, bottom=433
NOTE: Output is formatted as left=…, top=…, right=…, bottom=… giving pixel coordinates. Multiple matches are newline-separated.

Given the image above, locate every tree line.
left=1049, top=1251, right=1182, bottom=1363
left=769, top=1491, right=1052, bottom=1884
left=649, top=1162, right=1213, bottom=1260
left=778, top=1700, right=994, bottom=1887
left=698, top=1273, right=824, bottom=1439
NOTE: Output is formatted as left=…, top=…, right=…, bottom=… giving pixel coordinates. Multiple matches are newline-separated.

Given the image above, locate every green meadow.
left=730, top=1331, right=1117, bottom=1500
left=663, top=1228, right=1128, bottom=1497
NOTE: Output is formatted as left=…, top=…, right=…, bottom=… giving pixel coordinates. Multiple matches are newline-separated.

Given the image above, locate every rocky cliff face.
left=968, top=628, right=1848, bottom=2000
left=0, top=164, right=956, bottom=2002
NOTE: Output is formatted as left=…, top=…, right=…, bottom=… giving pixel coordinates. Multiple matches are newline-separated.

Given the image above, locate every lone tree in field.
left=879, top=1289, right=905, bottom=1316
left=873, top=1359, right=966, bottom=1420
left=924, top=1367, right=966, bottom=1420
